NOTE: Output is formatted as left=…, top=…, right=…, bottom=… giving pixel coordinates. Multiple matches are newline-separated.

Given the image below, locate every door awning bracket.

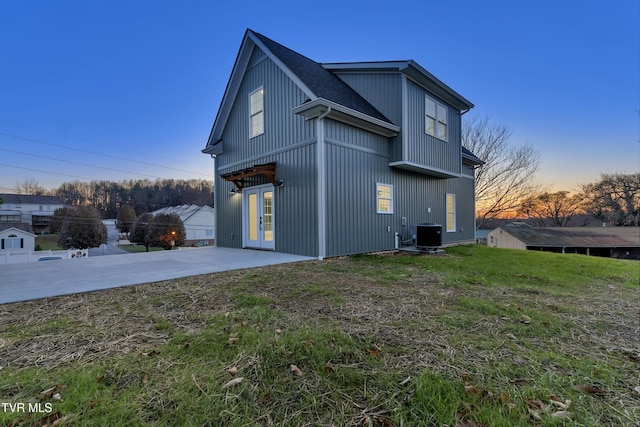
left=221, top=162, right=278, bottom=191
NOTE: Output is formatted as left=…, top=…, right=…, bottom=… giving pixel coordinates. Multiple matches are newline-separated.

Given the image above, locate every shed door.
left=243, top=185, right=274, bottom=250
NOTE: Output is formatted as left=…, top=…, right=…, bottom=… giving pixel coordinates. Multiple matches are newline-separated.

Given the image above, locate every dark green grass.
left=35, top=234, right=62, bottom=251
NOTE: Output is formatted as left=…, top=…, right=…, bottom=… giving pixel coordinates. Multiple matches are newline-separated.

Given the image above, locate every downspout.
left=316, top=106, right=331, bottom=260
left=318, top=106, right=332, bottom=121
left=209, top=154, right=218, bottom=247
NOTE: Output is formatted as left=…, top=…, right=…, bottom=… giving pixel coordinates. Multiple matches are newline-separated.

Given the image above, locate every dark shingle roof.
left=461, top=147, right=484, bottom=165
left=0, top=223, right=34, bottom=234
left=0, top=194, right=63, bottom=205
left=252, top=31, right=392, bottom=124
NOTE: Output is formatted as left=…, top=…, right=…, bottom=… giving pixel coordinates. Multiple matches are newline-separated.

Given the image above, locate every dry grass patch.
left=1, top=246, right=638, bottom=426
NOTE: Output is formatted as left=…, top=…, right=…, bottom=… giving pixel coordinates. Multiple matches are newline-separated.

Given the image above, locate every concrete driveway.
left=0, top=247, right=314, bottom=304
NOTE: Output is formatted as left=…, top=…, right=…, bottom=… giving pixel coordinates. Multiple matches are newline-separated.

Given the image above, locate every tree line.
left=518, top=173, right=640, bottom=227
left=15, top=178, right=213, bottom=218
left=463, top=115, right=639, bottom=228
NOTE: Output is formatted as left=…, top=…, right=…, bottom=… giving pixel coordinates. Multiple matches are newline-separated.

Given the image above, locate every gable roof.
left=497, top=223, right=640, bottom=248
left=0, top=194, right=64, bottom=206
left=151, top=205, right=214, bottom=224
left=323, top=61, right=474, bottom=112
left=252, top=32, right=391, bottom=123
left=0, top=224, right=35, bottom=235
left=204, top=29, right=400, bottom=154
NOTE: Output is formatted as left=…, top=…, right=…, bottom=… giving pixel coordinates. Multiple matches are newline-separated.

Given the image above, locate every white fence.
left=0, top=249, right=89, bottom=265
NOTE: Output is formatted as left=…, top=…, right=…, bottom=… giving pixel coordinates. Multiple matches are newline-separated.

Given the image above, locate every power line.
left=0, top=121, right=209, bottom=169
left=0, top=132, right=211, bottom=178
left=0, top=148, right=170, bottom=180
left=0, top=163, right=97, bottom=181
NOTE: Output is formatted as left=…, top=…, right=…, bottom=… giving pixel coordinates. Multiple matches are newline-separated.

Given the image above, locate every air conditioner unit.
left=413, top=223, right=442, bottom=249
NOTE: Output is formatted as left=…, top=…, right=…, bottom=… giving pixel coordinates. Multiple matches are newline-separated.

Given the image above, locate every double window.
left=2, top=234, right=22, bottom=249
left=376, top=183, right=394, bottom=214
left=425, top=95, right=448, bottom=141
left=249, top=87, right=264, bottom=137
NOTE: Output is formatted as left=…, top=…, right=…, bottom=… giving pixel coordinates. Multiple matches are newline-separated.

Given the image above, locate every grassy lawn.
left=35, top=234, right=62, bottom=251
left=0, top=245, right=638, bottom=426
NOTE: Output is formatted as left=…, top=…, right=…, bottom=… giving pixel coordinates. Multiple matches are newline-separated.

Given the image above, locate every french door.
left=243, top=185, right=275, bottom=250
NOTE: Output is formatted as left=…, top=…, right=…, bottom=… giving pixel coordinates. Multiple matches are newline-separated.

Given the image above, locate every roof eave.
left=203, top=30, right=255, bottom=152
left=202, top=139, right=223, bottom=155
left=293, top=98, right=400, bottom=137
left=462, top=152, right=484, bottom=166
left=402, top=61, right=474, bottom=111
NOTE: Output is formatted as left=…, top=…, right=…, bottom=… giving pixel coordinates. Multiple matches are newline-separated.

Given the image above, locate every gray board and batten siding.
left=329, top=65, right=464, bottom=177
left=206, top=30, right=479, bottom=259
left=324, top=120, right=476, bottom=257
left=214, top=46, right=319, bottom=257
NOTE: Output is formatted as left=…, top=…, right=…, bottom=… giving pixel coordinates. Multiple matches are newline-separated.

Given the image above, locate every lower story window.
left=376, top=183, right=393, bottom=214
left=2, top=234, right=22, bottom=249
left=446, top=193, right=456, bottom=232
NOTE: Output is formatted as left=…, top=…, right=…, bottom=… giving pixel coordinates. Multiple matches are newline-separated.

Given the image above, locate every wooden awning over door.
left=220, top=162, right=277, bottom=191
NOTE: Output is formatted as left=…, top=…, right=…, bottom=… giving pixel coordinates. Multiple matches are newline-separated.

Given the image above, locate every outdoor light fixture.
left=229, top=188, right=241, bottom=195
left=275, top=179, right=284, bottom=187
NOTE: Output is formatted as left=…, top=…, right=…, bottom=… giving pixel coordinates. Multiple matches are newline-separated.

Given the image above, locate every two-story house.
left=202, top=30, right=482, bottom=259
left=0, top=193, right=64, bottom=234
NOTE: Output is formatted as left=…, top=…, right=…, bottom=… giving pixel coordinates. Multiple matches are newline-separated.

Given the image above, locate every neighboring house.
left=0, top=224, right=35, bottom=251
left=0, top=223, right=89, bottom=264
left=0, top=193, right=64, bottom=233
left=202, top=29, right=482, bottom=259
left=487, top=222, right=640, bottom=260
left=151, top=205, right=215, bottom=247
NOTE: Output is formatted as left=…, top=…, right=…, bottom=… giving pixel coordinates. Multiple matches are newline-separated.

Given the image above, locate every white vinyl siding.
left=376, top=183, right=393, bottom=214
left=446, top=193, right=456, bottom=232
left=425, top=95, right=448, bottom=141
left=2, top=234, right=22, bottom=249
left=249, top=87, right=264, bottom=137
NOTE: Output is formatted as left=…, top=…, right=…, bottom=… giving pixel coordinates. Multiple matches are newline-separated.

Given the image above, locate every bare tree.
left=580, top=173, right=640, bottom=226
left=518, top=191, right=586, bottom=226
left=462, top=115, right=541, bottom=228
left=14, top=178, right=48, bottom=195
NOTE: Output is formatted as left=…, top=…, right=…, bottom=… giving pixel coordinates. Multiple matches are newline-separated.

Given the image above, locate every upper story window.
left=249, top=87, right=264, bottom=138
left=0, top=214, right=21, bottom=222
left=425, top=95, right=448, bottom=141
left=376, top=183, right=394, bottom=214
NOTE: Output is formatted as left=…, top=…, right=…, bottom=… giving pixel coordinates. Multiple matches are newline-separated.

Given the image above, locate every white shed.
left=0, top=225, right=36, bottom=251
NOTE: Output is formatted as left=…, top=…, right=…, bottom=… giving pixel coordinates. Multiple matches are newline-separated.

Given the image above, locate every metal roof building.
left=487, top=223, right=639, bottom=260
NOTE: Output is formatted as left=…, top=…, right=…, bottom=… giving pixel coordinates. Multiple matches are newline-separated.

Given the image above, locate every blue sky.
left=1, top=0, right=638, bottom=193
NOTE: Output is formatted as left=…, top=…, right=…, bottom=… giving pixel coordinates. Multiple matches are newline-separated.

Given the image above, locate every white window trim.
left=425, top=95, right=448, bottom=142
left=4, top=234, right=21, bottom=249
left=446, top=193, right=456, bottom=232
left=376, top=183, right=394, bottom=214
left=249, top=86, right=264, bottom=138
